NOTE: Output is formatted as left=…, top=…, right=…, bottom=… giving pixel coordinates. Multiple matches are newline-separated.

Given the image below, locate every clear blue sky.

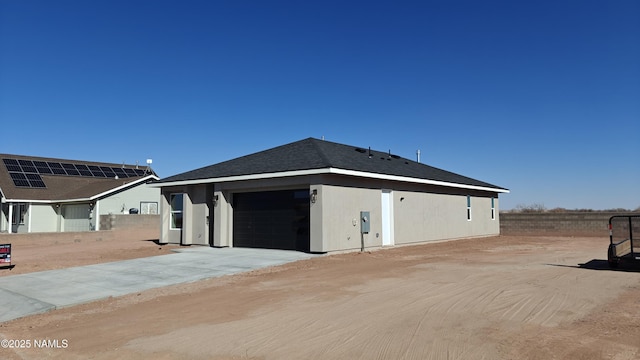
left=1, top=0, right=638, bottom=210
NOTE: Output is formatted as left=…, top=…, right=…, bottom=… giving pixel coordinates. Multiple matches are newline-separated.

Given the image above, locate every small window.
left=140, top=202, right=158, bottom=215
left=491, top=198, right=496, bottom=220
left=466, top=195, right=472, bottom=221
left=170, top=194, right=184, bottom=229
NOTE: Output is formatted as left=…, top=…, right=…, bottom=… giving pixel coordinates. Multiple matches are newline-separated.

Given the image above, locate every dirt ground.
left=1, top=235, right=639, bottom=360
left=0, top=232, right=179, bottom=276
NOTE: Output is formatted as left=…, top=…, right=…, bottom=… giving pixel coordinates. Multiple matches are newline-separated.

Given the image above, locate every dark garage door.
left=233, top=189, right=310, bottom=252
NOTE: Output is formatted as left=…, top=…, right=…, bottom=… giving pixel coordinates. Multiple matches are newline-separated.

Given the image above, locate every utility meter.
left=360, top=211, right=370, bottom=234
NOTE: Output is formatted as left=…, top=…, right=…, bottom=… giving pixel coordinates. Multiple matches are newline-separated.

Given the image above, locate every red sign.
left=0, top=244, right=11, bottom=264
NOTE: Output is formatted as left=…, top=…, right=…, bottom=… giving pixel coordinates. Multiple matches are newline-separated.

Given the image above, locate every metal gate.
left=607, top=215, right=640, bottom=267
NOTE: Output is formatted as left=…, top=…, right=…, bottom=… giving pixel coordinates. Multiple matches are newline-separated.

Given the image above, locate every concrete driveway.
left=0, top=247, right=318, bottom=323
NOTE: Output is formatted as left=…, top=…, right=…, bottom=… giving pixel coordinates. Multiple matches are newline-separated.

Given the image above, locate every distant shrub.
left=514, top=203, right=547, bottom=213
left=504, top=205, right=638, bottom=213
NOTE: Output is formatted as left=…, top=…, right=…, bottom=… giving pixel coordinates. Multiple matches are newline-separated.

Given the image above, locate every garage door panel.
left=63, top=204, right=91, bottom=232
left=233, top=190, right=309, bottom=251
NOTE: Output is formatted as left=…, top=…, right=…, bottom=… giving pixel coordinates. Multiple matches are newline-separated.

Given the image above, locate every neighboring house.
left=0, top=154, right=160, bottom=233
left=153, top=138, right=509, bottom=253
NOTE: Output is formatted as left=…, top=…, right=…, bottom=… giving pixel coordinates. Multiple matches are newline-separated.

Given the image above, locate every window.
left=140, top=202, right=158, bottom=215
left=170, top=194, right=184, bottom=229
left=12, top=204, right=27, bottom=225
left=466, top=196, right=472, bottom=221
left=491, top=198, right=496, bottom=220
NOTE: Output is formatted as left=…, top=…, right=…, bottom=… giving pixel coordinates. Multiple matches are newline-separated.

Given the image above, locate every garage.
left=233, top=189, right=310, bottom=252
left=62, top=204, right=91, bottom=232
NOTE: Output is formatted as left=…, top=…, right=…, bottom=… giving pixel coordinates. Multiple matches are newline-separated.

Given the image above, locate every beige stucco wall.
left=98, top=183, right=160, bottom=216
left=313, top=184, right=382, bottom=252
left=314, top=181, right=499, bottom=252
left=160, top=186, right=184, bottom=244
left=30, top=204, right=58, bottom=233
left=158, top=174, right=502, bottom=252
left=184, top=185, right=209, bottom=245
left=392, top=191, right=499, bottom=244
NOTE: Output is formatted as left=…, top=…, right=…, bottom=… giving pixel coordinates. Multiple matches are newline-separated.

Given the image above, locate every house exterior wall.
left=0, top=181, right=158, bottom=233
left=313, top=175, right=500, bottom=252
left=160, top=186, right=184, bottom=244
left=30, top=204, right=58, bottom=233
left=183, top=185, right=209, bottom=245
left=392, top=191, right=499, bottom=244
left=159, top=173, right=501, bottom=252
left=314, top=184, right=381, bottom=252
left=98, top=183, right=160, bottom=216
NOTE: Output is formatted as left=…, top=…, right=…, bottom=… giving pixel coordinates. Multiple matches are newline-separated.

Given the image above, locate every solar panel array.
left=3, top=158, right=150, bottom=188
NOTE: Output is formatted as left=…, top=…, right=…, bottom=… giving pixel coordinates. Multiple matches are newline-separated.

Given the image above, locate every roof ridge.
left=0, top=153, right=148, bottom=169
left=307, top=138, right=333, bottom=167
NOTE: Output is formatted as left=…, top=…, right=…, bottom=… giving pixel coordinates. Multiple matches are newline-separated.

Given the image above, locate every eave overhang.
left=151, top=168, right=509, bottom=194
left=1, top=175, right=159, bottom=203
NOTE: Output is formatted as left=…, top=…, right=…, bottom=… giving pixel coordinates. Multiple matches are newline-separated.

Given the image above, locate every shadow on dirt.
left=142, top=239, right=163, bottom=245
left=548, top=260, right=640, bottom=272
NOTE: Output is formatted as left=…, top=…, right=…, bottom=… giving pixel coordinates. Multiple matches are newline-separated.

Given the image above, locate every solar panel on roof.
left=61, top=163, right=80, bottom=175
left=100, top=166, right=116, bottom=177
left=33, top=161, right=53, bottom=174
left=47, top=162, right=67, bottom=175
left=4, top=163, right=21, bottom=172
left=9, top=172, right=30, bottom=187
left=87, top=165, right=106, bottom=177
left=75, top=164, right=94, bottom=176
left=29, top=180, right=46, bottom=188
left=25, top=173, right=46, bottom=188
left=3, top=159, right=21, bottom=172
left=4, top=156, right=149, bottom=181
left=21, top=165, right=38, bottom=173
left=113, top=168, right=128, bottom=178
left=18, top=159, right=37, bottom=173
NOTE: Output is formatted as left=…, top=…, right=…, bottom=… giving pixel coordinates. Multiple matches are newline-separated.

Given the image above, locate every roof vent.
left=355, top=148, right=367, bottom=153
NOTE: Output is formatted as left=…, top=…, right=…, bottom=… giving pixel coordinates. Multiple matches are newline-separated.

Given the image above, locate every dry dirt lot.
left=0, top=231, right=178, bottom=276
left=1, top=235, right=639, bottom=360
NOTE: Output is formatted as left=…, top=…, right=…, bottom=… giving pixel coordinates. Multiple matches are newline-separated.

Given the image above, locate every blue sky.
left=1, top=0, right=638, bottom=210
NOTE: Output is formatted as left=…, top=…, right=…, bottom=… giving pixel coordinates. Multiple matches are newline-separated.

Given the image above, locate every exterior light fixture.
left=213, top=194, right=219, bottom=207
left=311, top=189, right=318, bottom=203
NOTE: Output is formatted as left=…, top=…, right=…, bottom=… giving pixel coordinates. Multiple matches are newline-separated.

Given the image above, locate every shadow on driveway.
left=548, top=259, right=640, bottom=272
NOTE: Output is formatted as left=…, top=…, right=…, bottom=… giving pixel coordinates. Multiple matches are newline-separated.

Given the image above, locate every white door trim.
left=381, top=190, right=394, bottom=246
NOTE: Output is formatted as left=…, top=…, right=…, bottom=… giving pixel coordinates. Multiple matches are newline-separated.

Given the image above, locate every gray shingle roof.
left=158, top=138, right=507, bottom=191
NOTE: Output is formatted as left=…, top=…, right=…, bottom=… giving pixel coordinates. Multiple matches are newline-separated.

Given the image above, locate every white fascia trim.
left=149, top=168, right=330, bottom=187
left=89, top=175, right=159, bottom=201
left=329, top=168, right=510, bottom=193
left=3, top=175, right=160, bottom=204
left=153, top=168, right=509, bottom=193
